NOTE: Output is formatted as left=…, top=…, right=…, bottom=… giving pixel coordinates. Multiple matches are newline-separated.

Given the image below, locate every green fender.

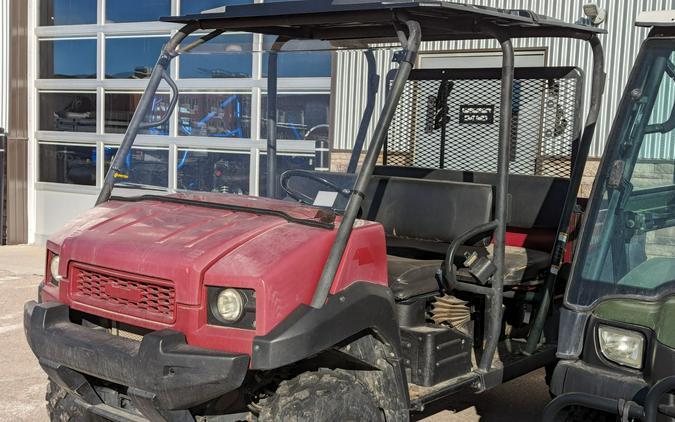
left=594, top=296, right=675, bottom=349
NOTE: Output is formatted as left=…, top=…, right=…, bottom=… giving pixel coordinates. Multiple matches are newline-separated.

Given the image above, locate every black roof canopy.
left=161, top=0, right=605, bottom=43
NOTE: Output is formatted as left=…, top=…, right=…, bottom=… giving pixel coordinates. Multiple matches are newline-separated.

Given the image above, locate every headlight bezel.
left=597, top=324, right=646, bottom=370
left=207, top=287, right=256, bottom=330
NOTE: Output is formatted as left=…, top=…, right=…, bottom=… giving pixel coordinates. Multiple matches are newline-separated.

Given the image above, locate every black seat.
left=373, top=165, right=569, bottom=244
left=501, top=246, right=550, bottom=285
left=388, top=246, right=550, bottom=301
left=388, top=255, right=442, bottom=301
left=456, top=245, right=551, bottom=286
left=362, top=176, right=494, bottom=300
left=362, top=174, right=554, bottom=300
left=362, top=176, right=494, bottom=245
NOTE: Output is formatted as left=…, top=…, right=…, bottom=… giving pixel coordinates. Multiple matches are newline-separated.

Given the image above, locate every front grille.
left=70, top=264, right=176, bottom=324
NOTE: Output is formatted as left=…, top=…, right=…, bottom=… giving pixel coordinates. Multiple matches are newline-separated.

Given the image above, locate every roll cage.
left=95, top=0, right=605, bottom=375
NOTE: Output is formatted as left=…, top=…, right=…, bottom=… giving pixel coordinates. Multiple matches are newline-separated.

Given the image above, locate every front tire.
left=46, top=380, right=102, bottom=422
left=258, top=369, right=384, bottom=422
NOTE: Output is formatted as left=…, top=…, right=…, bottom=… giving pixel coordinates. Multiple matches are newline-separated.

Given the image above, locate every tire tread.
left=259, top=369, right=383, bottom=422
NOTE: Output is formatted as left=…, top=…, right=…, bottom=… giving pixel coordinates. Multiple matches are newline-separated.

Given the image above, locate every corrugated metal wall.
left=0, top=0, right=9, bottom=131
left=333, top=0, right=674, bottom=158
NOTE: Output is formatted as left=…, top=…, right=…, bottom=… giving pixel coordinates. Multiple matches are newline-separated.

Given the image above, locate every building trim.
left=7, top=0, right=29, bottom=244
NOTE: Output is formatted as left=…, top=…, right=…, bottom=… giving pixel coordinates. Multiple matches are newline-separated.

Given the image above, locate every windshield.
left=107, top=38, right=403, bottom=213
left=567, top=40, right=675, bottom=308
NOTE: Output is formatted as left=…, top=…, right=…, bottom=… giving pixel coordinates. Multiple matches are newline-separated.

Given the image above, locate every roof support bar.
left=310, top=18, right=422, bottom=309
left=96, top=25, right=197, bottom=205
left=525, top=34, right=605, bottom=355
left=347, top=50, right=380, bottom=173
left=176, top=29, right=224, bottom=54
left=265, top=37, right=288, bottom=199
left=476, top=24, right=514, bottom=376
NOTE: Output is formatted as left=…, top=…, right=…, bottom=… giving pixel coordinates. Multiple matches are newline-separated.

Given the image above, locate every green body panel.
left=594, top=296, right=675, bottom=349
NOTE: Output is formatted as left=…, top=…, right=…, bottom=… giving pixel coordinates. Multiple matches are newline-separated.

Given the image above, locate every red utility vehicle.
left=24, top=1, right=606, bottom=421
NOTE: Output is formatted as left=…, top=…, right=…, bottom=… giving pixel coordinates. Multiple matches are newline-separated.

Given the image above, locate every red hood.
left=45, top=192, right=388, bottom=348
left=49, top=193, right=340, bottom=306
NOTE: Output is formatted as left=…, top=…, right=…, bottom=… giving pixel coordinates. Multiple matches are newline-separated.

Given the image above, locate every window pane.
left=105, top=0, right=170, bottom=23
left=105, top=146, right=169, bottom=187
left=177, top=150, right=250, bottom=194
left=178, top=93, right=251, bottom=138
left=567, top=43, right=675, bottom=308
left=40, top=39, right=97, bottom=79
left=39, top=143, right=96, bottom=186
left=261, top=94, right=330, bottom=140
left=40, top=0, right=97, bottom=26
left=262, top=52, right=332, bottom=78
left=259, top=154, right=315, bottom=197
left=105, top=37, right=168, bottom=79
left=179, top=34, right=253, bottom=79
left=105, top=93, right=170, bottom=135
left=181, top=0, right=252, bottom=15
left=262, top=36, right=332, bottom=78
left=39, top=92, right=96, bottom=132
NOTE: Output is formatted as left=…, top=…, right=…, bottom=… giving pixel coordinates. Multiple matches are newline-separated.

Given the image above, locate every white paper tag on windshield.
left=313, top=191, right=339, bottom=208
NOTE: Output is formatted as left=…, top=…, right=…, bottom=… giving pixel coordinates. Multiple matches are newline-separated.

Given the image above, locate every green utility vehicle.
left=546, top=10, right=675, bottom=422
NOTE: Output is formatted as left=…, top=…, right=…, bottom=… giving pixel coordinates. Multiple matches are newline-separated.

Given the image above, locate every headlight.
left=598, top=325, right=645, bottom=369
left=50, top=255, right=62, bottom=284
left=215, top=289, right=245, bottom=322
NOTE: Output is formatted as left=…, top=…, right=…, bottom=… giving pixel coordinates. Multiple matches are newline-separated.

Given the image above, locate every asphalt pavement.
left=0, top=245, right=550, bottom=421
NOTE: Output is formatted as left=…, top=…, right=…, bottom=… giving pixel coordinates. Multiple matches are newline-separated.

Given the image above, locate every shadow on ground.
left=416, top=369, right=550, bottom=421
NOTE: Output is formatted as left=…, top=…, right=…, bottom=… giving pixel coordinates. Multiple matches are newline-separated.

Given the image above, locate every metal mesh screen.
left=385, top=68, right=583, bottom=178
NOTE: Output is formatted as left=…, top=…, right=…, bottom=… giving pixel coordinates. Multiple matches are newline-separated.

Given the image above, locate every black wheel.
left=46, top=381, right=103, bottom=422
left=258, top=369, right=384, bottom=422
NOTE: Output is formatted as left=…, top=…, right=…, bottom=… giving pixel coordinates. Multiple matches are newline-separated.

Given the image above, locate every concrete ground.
left=0, top=245, right=550, bottom=421
left=0, top=245, right=47, bottom=421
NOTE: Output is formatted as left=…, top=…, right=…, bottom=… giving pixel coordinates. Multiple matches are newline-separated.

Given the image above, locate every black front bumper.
left=24, top=301, right=249, bottom=421
left=550, top=359, right=648, bottom=399
left=547, top=360, right=675, bottom=422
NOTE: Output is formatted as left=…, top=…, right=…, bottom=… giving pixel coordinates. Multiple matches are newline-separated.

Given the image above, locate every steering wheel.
left=280, top=169, right=352, bottom=206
